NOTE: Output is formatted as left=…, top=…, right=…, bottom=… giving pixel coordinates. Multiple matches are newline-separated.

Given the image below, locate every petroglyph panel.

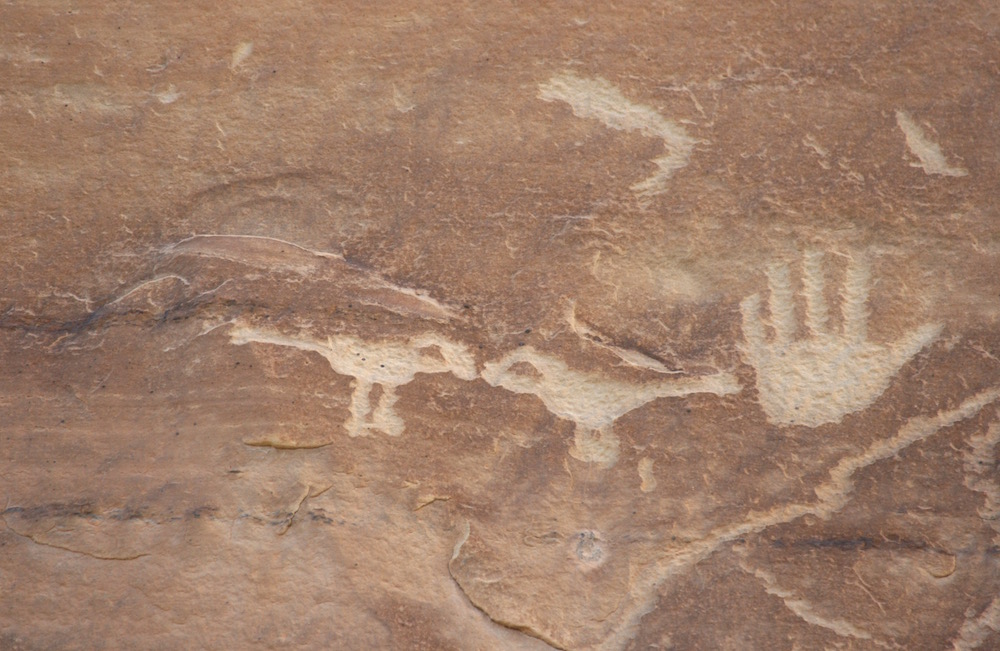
left=4, top=2, right=1000, bottom=650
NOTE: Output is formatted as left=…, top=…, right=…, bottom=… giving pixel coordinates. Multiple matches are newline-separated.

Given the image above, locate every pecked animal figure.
left=481, top=346, right=740, bottom=466
left=230, top=325, right=477, bottom=437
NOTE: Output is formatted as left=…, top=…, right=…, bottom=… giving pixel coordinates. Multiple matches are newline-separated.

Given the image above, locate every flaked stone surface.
left=2, top=2, right=1000, bottom=649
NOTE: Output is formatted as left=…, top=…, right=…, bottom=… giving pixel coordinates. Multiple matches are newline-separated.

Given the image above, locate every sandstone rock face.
left=3, top=3, right=1000, bottom=650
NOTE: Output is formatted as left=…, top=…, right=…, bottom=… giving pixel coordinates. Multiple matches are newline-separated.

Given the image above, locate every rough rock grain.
left=2, top=2, right=1000, bottom=649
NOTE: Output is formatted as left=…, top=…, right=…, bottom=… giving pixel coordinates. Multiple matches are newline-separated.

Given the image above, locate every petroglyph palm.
left=481, top=346, right=739, bottom=466
left=230, top=326, right=477, bottom=437
left=739, top=251, right=941, bottom=427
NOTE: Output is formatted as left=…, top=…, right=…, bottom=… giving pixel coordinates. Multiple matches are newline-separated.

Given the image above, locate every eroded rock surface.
left=2, top=2, right=999, bottom=649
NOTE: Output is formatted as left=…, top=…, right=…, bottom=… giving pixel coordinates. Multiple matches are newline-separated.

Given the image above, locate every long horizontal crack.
left=1, top=515, right=150, bottom=561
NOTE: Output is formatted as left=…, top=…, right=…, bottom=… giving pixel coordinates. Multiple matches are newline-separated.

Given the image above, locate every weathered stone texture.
left=2, top=2, right=999, bottom=649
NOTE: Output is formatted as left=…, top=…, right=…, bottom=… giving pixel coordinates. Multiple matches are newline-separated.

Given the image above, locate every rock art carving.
left=740, top=564, right=874, bottom=641
left=740, top=250, right=941, bottom=427
left=895, top=110, right=968, bottom=177
left=230, top=325, right=476, bottom=437
left=602, top=385, right=1000, bottom=651
left=637, top=457, right=657, bottom=493
left=952, top=595, right=1000, bottom=651
left=481, top=346, right=740, bottom=466
left=538, top=72, right=697, bottom=200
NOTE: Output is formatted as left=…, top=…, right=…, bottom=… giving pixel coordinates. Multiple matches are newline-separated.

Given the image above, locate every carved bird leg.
left=569, top=425, right=621, bottom=467
left=345, top=377, right=374, bottom=437
left=370, top=384, right=405, bottom=437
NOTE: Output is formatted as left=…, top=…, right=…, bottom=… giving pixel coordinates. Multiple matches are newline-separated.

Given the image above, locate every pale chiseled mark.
left=952, top=596, right=1000, bottom=651
left=230, top=42, right=253, bottom=69
left=740, top=250, right=941, bottom=427
left=393, top=86, right=415, bottom=113
left=963, top=416, right=1000, bottom=538
left=895, top=110, right=968, bottom=177
left=538, top=73, right=697, bottom=199
left=742, top=565, right=873, bottom=640
left=230, top=325, right=476, bottom=437
left=600, top=385, right=1000, bottom=651
left=0, top=45, right=50, bottom=64
left=154, top=84, right=180, bottom=104
left=638, top=457, right=657, bottom=493
left=451, top=520, right=471, bottom=561
left=481, top=346, right=739, bottom=467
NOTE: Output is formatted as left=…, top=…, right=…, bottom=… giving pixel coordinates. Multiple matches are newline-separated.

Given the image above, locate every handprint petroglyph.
left=230, top=325, right=476, bottom=437
left=481, top=346, right=740, bottom=466
left=740, top=250, right=942, bottom=427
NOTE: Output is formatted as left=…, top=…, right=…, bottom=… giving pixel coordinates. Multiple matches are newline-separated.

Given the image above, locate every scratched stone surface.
left=2, top=2, right=1000, bottom=650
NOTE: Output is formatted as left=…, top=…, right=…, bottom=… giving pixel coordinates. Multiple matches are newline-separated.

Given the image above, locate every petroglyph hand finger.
left=802, top=250, right=830, bottom=336
left=766, top=262, right=797, bottom=344
left=740, top=293, right=767, bottom=351
left=840, top=254, right=871, bottom=342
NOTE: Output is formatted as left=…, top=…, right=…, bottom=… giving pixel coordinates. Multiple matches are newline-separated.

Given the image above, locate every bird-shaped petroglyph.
left=740, top=250, right=942, bottom=427
left=230, top=325, right=477, bottom=437
left=481, top=346, right=740, bottom=466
